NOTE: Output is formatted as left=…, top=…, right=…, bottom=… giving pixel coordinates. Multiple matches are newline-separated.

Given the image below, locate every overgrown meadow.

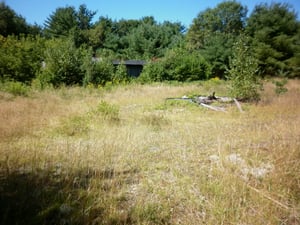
left=0, top=80, right=299, bottom=225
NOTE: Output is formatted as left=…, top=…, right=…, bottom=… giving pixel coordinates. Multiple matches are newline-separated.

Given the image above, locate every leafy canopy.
left=226, top=35, right=262, bottom=101
left=187, top=1, right=247, bottom=78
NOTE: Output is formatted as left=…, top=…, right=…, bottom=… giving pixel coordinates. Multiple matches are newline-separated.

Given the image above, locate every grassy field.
left=0, top=80, right=299, bottom=225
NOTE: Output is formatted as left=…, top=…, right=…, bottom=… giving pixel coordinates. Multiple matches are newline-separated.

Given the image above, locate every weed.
left=273, top=78, right=288, bottom=95
left=141, top=112, right=170, bottom=130
left=0, top=81, right=30, bottom=96
left=58, top=115, right=89, bottom=136
left=95, top=100, right=120, bottom=123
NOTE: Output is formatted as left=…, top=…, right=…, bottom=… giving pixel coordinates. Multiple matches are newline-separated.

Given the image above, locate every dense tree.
left=77, top=4, right=96, bottom=30
left=0, top=2, right=33, bottom=36
left=44, top=4, right=96, bottom=45
left=199, top=33, right=236, bottom=77
left=246, top=2, right=300, bottom=77
left=101, top=19, right=141, bottom=56
left=88, top=17, right=113, bottom=50
left=187, top=1, right=247, bottom=77
left=44, top=6, right=78, bottom=38
left=94, top=17, right=184, bottom=59
left=39, top=38, right=88, bottom=86
left=3, top=0, right=299, bottom=88
left=187, top=1, right=247, bottom=49
left=0, top=35, right=45, bottom=83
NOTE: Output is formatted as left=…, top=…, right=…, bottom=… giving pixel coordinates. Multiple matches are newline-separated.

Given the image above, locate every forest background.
left=0, top=1, right=299, bottom=89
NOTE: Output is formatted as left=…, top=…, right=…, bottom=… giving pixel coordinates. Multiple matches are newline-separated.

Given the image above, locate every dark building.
left=112, top=60, right=146, bottom=77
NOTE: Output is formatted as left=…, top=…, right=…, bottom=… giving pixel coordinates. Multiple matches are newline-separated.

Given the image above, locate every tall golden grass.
left=0, top=80, right=299, bottom=224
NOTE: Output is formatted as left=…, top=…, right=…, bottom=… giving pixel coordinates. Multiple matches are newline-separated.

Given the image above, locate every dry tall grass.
left=0, top=80, right=299, bottom=224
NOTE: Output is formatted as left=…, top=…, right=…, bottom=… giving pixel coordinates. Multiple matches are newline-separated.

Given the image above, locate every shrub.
left=0, top=80, right=30, bottom=96
left=226, top=35, right=262, bottom=101
left=139, top=48, right=211, bottom=83
left=138, top=59, right=167, bottom=83
left=112, top=62, right=129, bottom=84
left=0, top=35, right=45, bottom=83
left=96, top=100, right=120, bottom=122
left=273, top=78, right=288, bottom=95
left=39, top=38, right=88, bottom=86
left=82, top=58, right=114, bottom=86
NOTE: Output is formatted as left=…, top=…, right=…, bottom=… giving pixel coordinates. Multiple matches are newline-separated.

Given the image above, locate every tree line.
left=0, top=1, right=299, bottom=89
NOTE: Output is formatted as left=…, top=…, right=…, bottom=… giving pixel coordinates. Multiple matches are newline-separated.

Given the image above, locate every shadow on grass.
left=0, top=167, right=139, bottom=225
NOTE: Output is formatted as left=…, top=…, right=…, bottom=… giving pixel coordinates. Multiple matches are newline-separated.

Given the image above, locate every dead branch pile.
left=166, top=92, right=243, bottom=113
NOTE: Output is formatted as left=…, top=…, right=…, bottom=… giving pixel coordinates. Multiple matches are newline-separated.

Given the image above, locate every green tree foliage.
left=44, top=6, right=78, bottom=38
left=138, top=60, right=167, bottom=83
left=187, top=1, right=247, bottom=78
left=88, top=17, right=113, bottom=50
left=126, top=21, right=184, bottom=59
left=187, top=1, right=247, bottom=49
left=102, top=19, right=141, bottom=57
left=94, top=17, right=184, bottom=60
left=139, top=48, right=211, bottom=82
left=44, top=4, right=96, bottom=45
left=82, top=58, right=114, bottom=86
left=199, top=33, right=237, bottom=77
left=246, top=2, right=300, bottom=77
left=113, top=62, right=128, bottom=84
left=39, top=38, right=88, bottom=86
left=0, top=2, right=40, bottom=36
left=0, top=35, right=45, bottom=83
left=165, top=48, right=211, bottom=81
left=226, top=35, right=262, bottom=101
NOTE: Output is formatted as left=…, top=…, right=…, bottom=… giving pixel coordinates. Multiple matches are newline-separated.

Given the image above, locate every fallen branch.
left=165, top=97, right=194, bottom=103
left=246, top=184, right=291, bottom=211
left=233, top=98, right=244, bottom=113
left=165, top=92, right=244, bottom=113
left=200, top=103, right=227, bottom=113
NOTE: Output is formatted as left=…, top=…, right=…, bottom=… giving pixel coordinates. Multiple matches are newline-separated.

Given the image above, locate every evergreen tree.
left=246, top=2, right=300, bottom=77
left=0, top=2, right=29, bottom=36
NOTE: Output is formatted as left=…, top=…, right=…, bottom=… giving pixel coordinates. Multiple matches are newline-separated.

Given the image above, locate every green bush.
left=273, top=78, right=288, bottom=95
left=96, top=100, right=120, bottom=122
left=138, top=60, right=167, bottom=83
left=82, top=58, right=114, bottom=86
left=0, top=80, right=30, bottom=96
left=226, top=35, right=262, bottom=101
left=112, top=62, right=128, bottom=84
left=0, top=35, right=45, bottom=83
left=169, top=49, right=211, bottom=81
left=39, top=38, right=88, bottom=86
left=139, top=48, right=211, bottom=83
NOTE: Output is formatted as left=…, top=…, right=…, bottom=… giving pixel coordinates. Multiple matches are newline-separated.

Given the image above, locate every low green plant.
left=273, top=78, right=288, bottom=95
left=0, top=81, right=30, bottom=96
left=131, top=203, right=171, bottom=225
left=58, top=115, right=89, bottom=136
left=96, top=100, right=120, bottom=122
